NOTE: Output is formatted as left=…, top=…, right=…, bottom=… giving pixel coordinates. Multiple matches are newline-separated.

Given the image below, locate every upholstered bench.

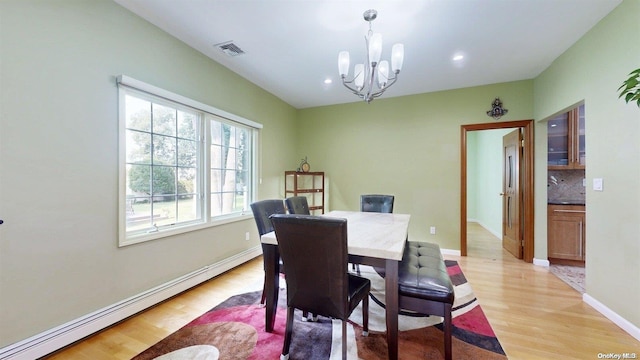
left=397, top=241, right=454, bottom=360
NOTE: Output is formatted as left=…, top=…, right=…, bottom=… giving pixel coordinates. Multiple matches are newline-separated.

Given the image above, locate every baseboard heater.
left=0, top=247, right=262, bottom=360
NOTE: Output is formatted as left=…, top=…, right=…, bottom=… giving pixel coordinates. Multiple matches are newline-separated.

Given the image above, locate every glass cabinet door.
left=547, top=104, right=585, bottom=169
left=548, top=112, right=569, bottom=166
left=576, top=104, right=585, bottom=166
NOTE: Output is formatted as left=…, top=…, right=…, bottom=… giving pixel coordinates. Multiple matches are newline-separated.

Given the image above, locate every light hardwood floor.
left=43, top=223, right=639, bottom=359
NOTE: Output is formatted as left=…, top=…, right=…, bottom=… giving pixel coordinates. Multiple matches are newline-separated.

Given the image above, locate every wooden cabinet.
left=285, top=171, right=324, bottom=215
left=548, top=104, right=585, bottom=170
left=548, top=204, right=585, bottom=263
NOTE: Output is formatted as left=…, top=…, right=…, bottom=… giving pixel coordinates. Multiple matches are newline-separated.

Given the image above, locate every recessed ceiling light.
left=453, top=54, right=464, bottom=61
left=324, top=78, right=332, bottom=84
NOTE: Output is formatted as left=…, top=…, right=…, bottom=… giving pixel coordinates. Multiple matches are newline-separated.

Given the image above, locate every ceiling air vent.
left=215, top=41, right=245, bottom=57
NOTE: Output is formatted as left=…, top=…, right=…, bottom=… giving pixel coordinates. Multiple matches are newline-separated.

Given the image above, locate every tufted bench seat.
left=397, top=241, right=454, bottom=360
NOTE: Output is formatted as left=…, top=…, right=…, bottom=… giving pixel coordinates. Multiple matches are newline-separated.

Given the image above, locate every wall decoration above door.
left=486, top=98, right=508, bottom=119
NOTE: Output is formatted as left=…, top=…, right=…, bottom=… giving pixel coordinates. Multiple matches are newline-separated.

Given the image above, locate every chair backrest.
left=285, top=196, right=310, bottom=215
left=270, top=214, right=349, bottom=320
left=250, top=199, right=286, bottom=236
left=360, top=194, right=395, bottom=213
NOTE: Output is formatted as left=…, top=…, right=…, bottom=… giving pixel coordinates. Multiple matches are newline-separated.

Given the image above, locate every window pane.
left=226, top=124, right=236, bottom=149
left=178, top=111, right=197, bottom=140
left=236, top=169, right=248, bottom=196
left=154, top=200, right=177, bottom=227
left=153, top=104, right=176, bottom=136
left=210, top=193, right=222, bottom=217
left=210, top=121, right=221, bottom=144
left=126, top=95, right=151, bottom=132
left=126, top=130, right=151, bottom=164
left=235, top=148, right=247, bottom=172
left=151, top=165, right=176, bottom=196
left=177, top=167, right=196, bottom=195
left=211, top=169, right=222, bottom=193
left=176, top=196, right=198, bottom=223
left=224, top=143, right=236, bottom=170
left=222, top=168, right=236, bottom=193
left=210, top=144, right=222, bottom=169
left=177, top=138, right=197, bottom=167
left=233, top=191, right=245, bottom=212
left=153, top=134, right=177, bottom=166
left=127, top=164, right=151, bottom=196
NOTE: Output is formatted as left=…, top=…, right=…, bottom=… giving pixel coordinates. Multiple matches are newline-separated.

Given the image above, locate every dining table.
left=260, top=210, right=411, bottom=360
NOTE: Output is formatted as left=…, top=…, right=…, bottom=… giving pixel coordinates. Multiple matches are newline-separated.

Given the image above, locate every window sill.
left=119, top=213, right=254, bottom=247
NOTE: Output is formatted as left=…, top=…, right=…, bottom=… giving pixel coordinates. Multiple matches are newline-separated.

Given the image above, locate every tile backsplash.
left=548, top=170, right=586, bottom=203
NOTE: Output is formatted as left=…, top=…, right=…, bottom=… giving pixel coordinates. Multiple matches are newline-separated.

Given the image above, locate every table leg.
left=385, top=259, right=399, bottom=360
left=263, top=244, right=279, bottom=332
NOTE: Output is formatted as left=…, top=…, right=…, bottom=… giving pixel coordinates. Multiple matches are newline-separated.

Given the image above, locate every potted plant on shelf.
left=618, top=68, right=640, bottom=107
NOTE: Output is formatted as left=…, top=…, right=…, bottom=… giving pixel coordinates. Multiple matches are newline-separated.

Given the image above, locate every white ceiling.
left=113, top=0, right=621, bottom=109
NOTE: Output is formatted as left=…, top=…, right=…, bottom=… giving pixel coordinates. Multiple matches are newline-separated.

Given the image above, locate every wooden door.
left=502, top=129, right=523, bottom=258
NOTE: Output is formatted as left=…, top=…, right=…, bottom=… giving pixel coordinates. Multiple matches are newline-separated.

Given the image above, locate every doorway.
left=460, top=120, right=534, bottom=262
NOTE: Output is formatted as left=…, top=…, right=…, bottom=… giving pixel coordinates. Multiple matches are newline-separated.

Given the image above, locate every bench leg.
left=444, top=303, right=452, bottom=360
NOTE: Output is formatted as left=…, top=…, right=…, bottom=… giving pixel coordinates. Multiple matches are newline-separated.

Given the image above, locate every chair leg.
left=362, top=292, right=369, bottom=336
left=341, top=320, right=347, bottom=360
left=260, top=274, right=266, bottom=305
left=444, top=303, right=452, bottom=360
left=281, top=306, right=295, bottom=360
left=352, top=263, right=361, bottom=275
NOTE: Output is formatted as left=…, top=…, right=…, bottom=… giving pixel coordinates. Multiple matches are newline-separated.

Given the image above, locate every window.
left=117, top=76, right=261, bottom=246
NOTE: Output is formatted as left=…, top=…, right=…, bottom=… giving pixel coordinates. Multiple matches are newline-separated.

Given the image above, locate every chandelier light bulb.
left=338, top=51, right=350, bottom=77
left=378, top=60, right=389, bottom=87
left=369, top=33, right=382, bottom=65
left=391, top=44, right=404, bottom=73
left=354, top=63, right=365, bottom=89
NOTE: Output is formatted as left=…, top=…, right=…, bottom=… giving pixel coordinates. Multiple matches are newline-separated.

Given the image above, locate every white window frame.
left=117, top=75, right=262, bottom=246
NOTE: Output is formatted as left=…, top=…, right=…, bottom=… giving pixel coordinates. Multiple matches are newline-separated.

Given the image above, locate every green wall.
left=533, top=0, right=640, bottom=328
left=0, top=0, right=297, bottom=346
left=297, top=81, right=534, bottom=250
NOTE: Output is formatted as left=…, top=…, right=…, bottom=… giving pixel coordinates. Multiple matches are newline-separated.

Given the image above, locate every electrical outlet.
left=245, top=232, right=250, bottom=241
left=430, top=226, right=436, bottom=235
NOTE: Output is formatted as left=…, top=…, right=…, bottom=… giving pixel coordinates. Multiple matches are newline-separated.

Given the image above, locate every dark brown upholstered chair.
left=270, top=214, right=370, bottom=360
left=284, top=196, right=310, bottom=215
left=250, top=199, right=287, bottom=305
left=360, top=194, right=395, bottom=213
left=353, top=194, right=395, bottom=273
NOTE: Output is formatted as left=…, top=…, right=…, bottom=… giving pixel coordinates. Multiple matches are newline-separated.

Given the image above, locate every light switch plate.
left=593, top=178, right=603, bottom=191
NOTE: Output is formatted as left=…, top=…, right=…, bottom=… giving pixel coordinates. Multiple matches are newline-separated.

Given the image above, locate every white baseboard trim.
left=533, top=258, right=550, bottom=267
left=0, top=246, right=262, bottom=360
left=583, top=293, right=640, bottom=342
left=441, top=248, right=461, bottom=256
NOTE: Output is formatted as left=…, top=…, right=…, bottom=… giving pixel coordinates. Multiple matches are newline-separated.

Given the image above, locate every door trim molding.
left=460, top=120, right=534, bottom=262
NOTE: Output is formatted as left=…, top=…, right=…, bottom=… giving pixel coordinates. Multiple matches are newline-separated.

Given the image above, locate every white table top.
left=260, top=210, right=410, bottom=261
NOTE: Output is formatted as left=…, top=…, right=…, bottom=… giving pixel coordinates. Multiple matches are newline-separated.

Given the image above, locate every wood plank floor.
left=42, top=223, right=639, bottom=359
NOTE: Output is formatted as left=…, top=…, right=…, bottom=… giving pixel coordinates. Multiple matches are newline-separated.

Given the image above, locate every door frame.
left=460, top=119, right=534, bottom=262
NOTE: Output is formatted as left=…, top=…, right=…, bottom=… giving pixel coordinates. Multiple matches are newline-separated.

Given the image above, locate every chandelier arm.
left=341, top=78, right=364, bottom=95
left=369, top=73, right=399, bottom=98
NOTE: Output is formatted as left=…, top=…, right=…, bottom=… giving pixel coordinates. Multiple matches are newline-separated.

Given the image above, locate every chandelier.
left=338, top=9, right=404, bottom=103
